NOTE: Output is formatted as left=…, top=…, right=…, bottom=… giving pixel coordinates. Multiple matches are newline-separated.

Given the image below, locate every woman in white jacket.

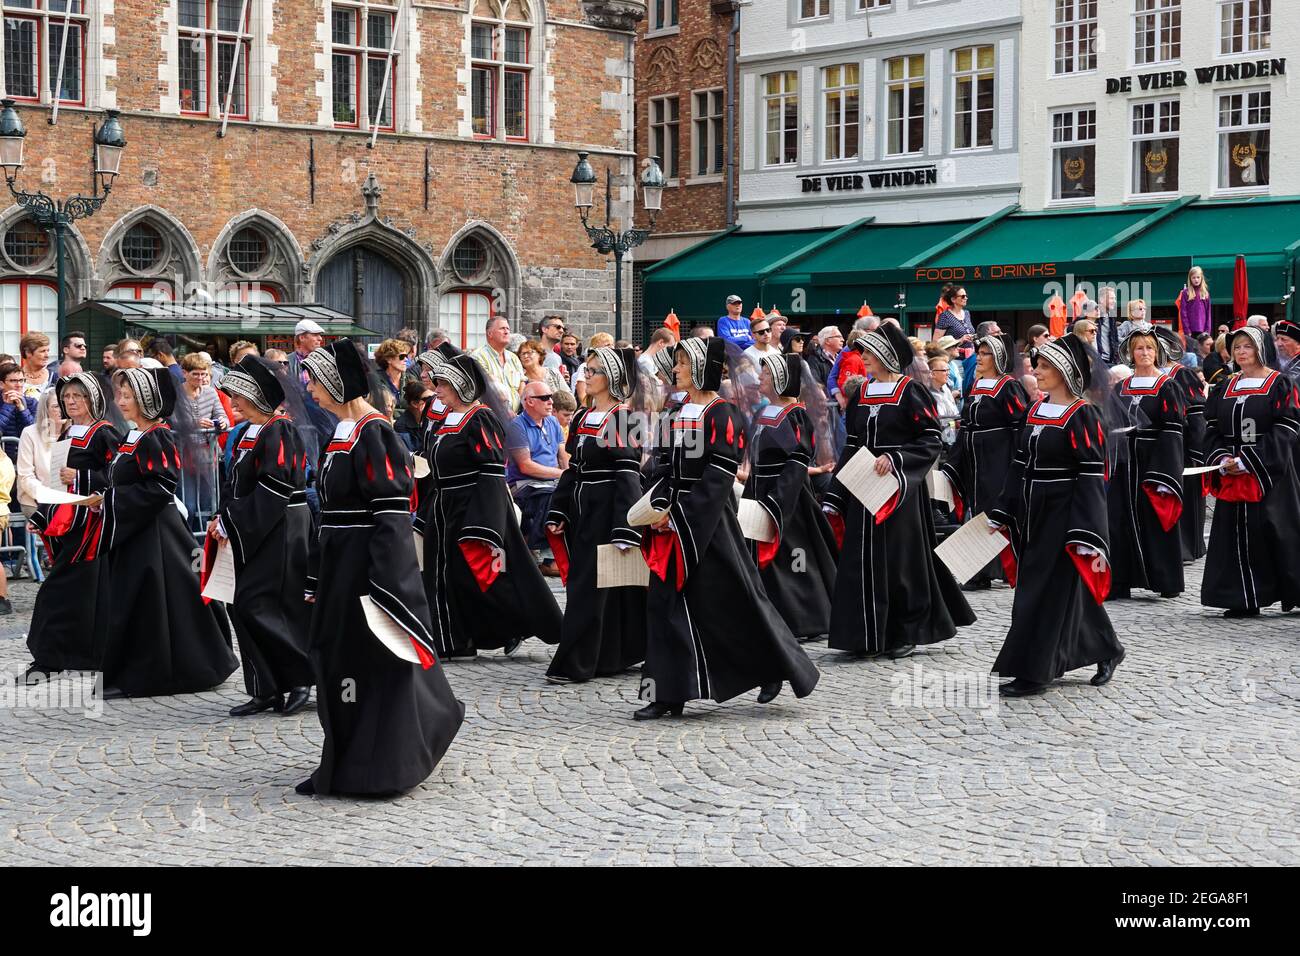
left=16, top=389, right=61, bottom=516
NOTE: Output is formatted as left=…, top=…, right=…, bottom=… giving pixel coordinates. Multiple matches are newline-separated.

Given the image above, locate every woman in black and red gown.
left=637, top=336, right=819, bottom=720
left=416, top=353, right=561, bottom=659
left=544, top=346, right=646, bottom=682
left=210, top=354, right=313, bottom=717
left=989, top=334, right=1125, bottom=696
left=24, top=373, right=122, bottom=679
left=1200, top=325, right=1300, bottom=617
left=1154, top=326, right=1208, bottom=562
left=299, top=339, right=463, bottom=796
left=96, top=368, right=238, bottom=698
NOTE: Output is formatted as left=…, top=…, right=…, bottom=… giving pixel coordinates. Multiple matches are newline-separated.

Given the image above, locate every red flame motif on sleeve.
left=365, top=459, right=375, bottom=482
left=277, top=439, right=286, bottom=467
left=385, top=454, right=395, bottom=480
left=1070, top=431, right=1078, bottom=450
left=1097, top=423, right=1104, bottom=447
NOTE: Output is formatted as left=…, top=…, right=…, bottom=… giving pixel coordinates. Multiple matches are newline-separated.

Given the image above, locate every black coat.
left=415, top=403, right=562, bottom=655
left=306, top=413, right=464, bottom=795
left=96, top=424, right=238, bottom=697
left=1107, top=372, right=1187, bottom=596
left=26, top=419, right=122, bottom=671
left=642, top=398, right=819, bottom=705
left=824, top=377, right=975, bottom=653
left=742, top=402, right=837, bottom=639
left=545, top=404, right=646, bottom=680
left=218, top=415, right=313, bottom=697
left=989, top=400, right=1123, bottom=683
left=1201, top=371, right=1300, bottom=611
left=1172, top=365, right=1209, bottom=561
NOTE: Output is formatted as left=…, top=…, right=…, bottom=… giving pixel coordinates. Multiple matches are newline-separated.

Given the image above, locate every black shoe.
left=294, top=778, right=316, bottom=796
left=544, top=673, right=575, bottom=684
left=999, top=678, right=1048, bottom=697
left=503, top=637, right=523, bottom=656
left=633, top=701, right=684, bottom=720
left=21, top=663, right=47, bottom=685
left=888, top=644, right=916, bottom=660
left=444, top=648, right=477, bottom=660
left=1159, top=591, right=1181, bottom=599
left=0, top=597, right=12, bottom=615
left=282, top=687, right=311, bottom=715
left=757, top=682, right=781, bottom=704
left=100, top=685, right=127, bottom=700
left=961, top=579, right=992, bottom=592
left=230, top=695, right=282, bottom=717
left=1091, top=647, right=1126, bottom=687
left=1223, top=608, right=1260, bottom=619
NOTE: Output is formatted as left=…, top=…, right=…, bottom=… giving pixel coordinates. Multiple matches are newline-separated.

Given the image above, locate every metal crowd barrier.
left=177, top=428, right=224, bottom=540
left=0, top=436, right=42, bottom=581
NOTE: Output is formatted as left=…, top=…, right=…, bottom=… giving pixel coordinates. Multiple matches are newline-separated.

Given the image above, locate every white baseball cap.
left=294, top=319, right=325, bottom=336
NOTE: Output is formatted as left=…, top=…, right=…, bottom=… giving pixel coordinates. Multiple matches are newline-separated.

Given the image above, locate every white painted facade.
left=1020, top=0, right=1296, bottom=210
left=736, top=0, right=1022, bottom=229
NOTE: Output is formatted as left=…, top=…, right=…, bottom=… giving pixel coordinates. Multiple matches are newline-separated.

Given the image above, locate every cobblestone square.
left=1, top=559, right=1295, bottom=866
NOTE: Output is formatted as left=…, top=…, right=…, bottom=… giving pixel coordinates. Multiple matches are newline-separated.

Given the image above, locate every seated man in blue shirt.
left=716, top=294, right=754, bottom=349
left=506, top=381, right=570, bottom=575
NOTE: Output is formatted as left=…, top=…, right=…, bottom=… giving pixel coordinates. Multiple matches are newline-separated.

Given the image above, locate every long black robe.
left=825, top=377, right=975, bottom=654
left=545, top=404, right=646, bottom=680
left=217, top=414, right=313, bottom=697
left=1172, top=365, right=1208, bottom=561
left=990, top=400, right=1124, bottom=684
left=96, top=423, right=239, bottom=697
left=415, top=403, right=561, bottom=657
left=940, top=373, right=1029, bottom=583
left=1107, top=372, right=1187, bottom=597
left=305, top=413, right=464, bottom=795
left=26, top=419, right=122, bottom=672
left=641, top=398, right=819, bottom=705
left=1200, top=370, right=1300, bottom=612
left=642, top=390, right=684, bottom=489
left=742, top=401, right=837, bottom=640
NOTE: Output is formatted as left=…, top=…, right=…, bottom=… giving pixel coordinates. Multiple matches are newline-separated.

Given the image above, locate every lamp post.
left=0, top=99, right=126, bottom=340
left=570, top=151, right=664, bottom=343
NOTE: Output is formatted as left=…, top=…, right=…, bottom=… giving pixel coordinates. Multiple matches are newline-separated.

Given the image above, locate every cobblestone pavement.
left=1, top=556, right=1296, bottom=866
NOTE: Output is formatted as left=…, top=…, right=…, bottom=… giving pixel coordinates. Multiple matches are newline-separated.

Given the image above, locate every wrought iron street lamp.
left=0, top=99, right=127, bottom=339
left=569, top=151, right=664, bottom=343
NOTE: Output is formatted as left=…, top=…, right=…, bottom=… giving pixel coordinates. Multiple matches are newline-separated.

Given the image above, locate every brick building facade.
left=0, top=0, right=640, bottom=358
left=633, top=0, right=737, bottom=336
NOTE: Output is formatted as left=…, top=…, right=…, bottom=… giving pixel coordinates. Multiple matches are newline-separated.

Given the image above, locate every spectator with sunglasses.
left=395, top=381, right=433, bottom=453
left=742, top=317, right=780, bottom=367
left=538, top=315, right=566, bottom=371
left=507, top=380, right=570, bottom=575
left=935, top=283, right=976, bottom=358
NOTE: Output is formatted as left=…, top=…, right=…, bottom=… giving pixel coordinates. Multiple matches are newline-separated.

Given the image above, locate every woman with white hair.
left=15, top=387, right=62, bottom=516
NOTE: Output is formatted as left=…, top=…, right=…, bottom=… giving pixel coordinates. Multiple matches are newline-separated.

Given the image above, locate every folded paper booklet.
left=596, top=543, right=650, bottom=589
left=361, top=595, right=423, bottom=664
left=736, top=498, right=777, bottom=542
left=513, top=502, right=523, bottom=526
left=1183, top=464, right=1221, bottom=476
left=413, top=530, right=424, bottom=572
left=200, top=540, right=237, bottom=604
left=733, top=480, right=745, bottom=507
left=45, top=439, right=71, bottom=491
left=32, top=486, right=102, bottom=507
left=927, top=468, right=954, bottom=508
left=627, top=488, right=668, bottom=527
left=412, top=456, right=430, bottom=479
left=934, top=512, right=1010, bottom=585
left=835, top=447, right=900, bottom=514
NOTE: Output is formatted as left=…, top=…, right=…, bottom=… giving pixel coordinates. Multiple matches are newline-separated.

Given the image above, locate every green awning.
left=65, top=299, right=377, bottom=337
left=642, top=197, right=1300, bottom=331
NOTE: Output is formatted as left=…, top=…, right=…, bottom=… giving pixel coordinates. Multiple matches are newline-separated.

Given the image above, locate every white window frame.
left=762, top=70, right=799, bottom=168
left=1216, top=88, right=1270, bottom=193
left=470, top=1, right=534, bottom=143
left=691, top=88, right=724, bottom=180
left=952, top=45, right=994, bottom=152
left=884, top=54, right=925, bottom=158
left=177, top=0, right=253, bottom=121
left=1218, top=0, right=1271, bottom=57
left=329, top=0, right=400, bottom=132
left=1053, top=0, right=1098, bottom=76
left=648, top=0, right=678, bottom=34
left=856, top=0, right=892, bottom=9
left=798, top=0, right=830, bottom=21
left=1129, top=98, right=1180, bottom=198
left=650, top=94, right=680, bottom=181
left=1049, top=106, right=1097, bottom=204
left=821, top=63, right=859, bottom=164
left=1133, top=0, right=1181, bottom=67
left=1, top=0, right=89, bottom=106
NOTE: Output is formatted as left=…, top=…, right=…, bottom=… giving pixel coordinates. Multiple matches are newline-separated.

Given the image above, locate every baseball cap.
left=726, top=294, right=742, bottom=305
left=294, top=319, right=325, bottom=336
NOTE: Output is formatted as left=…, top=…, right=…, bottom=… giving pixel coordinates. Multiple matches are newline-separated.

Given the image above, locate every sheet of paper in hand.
left=596, top=543, right=650, bottom=588
left=201, top=540, right=237, bottom=604
left=32, top=486, right=103, bottom=507
left=934, top=512, right=1009, bottom=585
left=361, top=595, right=423, bottom=664
left=1183, top=464, right=1221, bottom=476
left=737, top=498, right=777, bottom=542
left=927, top=468, right=954, bottom=508
left=627, top=488, right=668, bottom=527
left=413, top=530, right=424, bottom=572
left=835, top=447, right=900, bottom=514
left=412, top=455, right=430, bottom=479
left=45, top=439, right=71, bottom=490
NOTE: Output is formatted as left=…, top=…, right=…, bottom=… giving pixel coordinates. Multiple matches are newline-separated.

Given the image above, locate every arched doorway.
left=316, top=246, right=408, bottom=341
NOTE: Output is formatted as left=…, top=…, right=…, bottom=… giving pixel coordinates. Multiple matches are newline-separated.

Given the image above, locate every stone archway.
left=208, top=209, right=306, bottom=301
left=0, top=203, right=95, bottom=302
left=96, top=204, right=204, bottom=299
